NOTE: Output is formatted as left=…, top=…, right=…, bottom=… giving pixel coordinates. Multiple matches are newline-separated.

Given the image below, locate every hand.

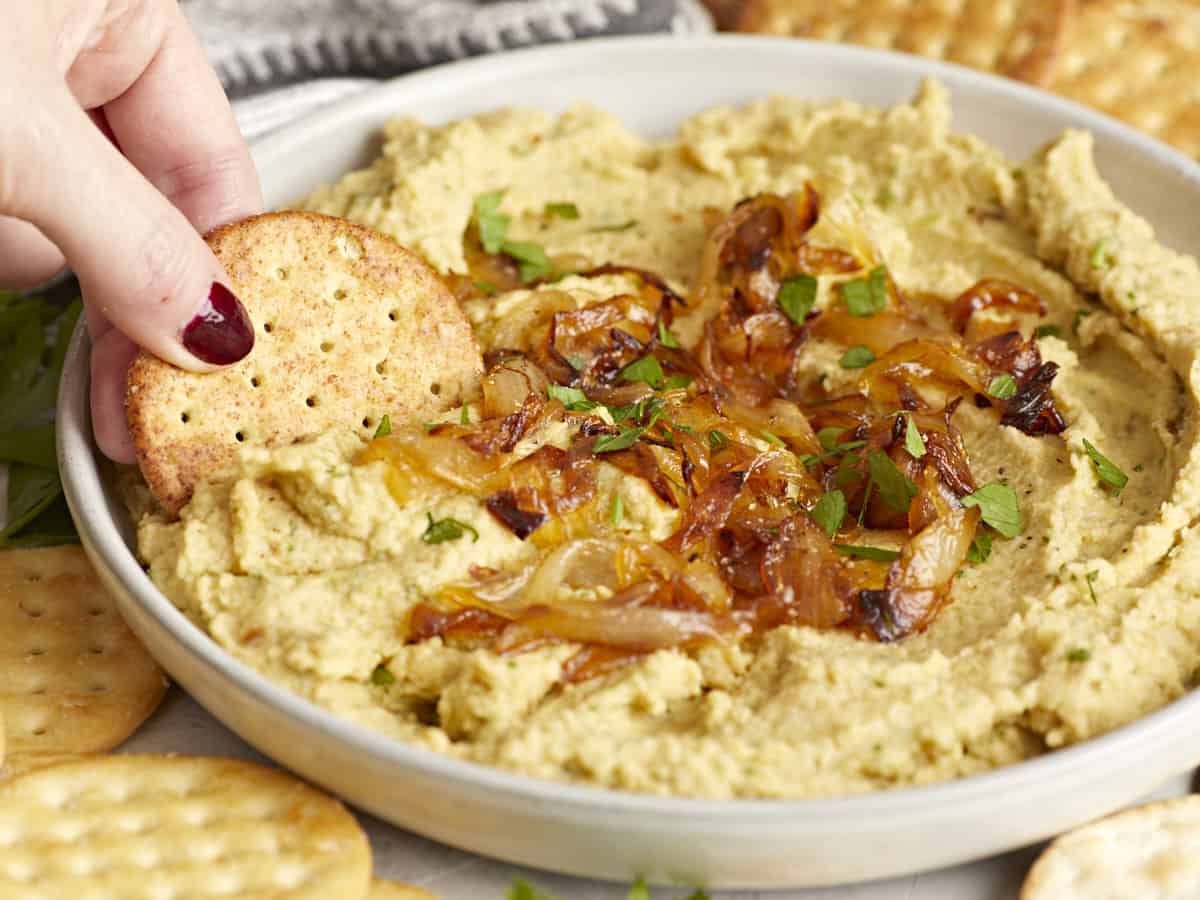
left=0, top=0, right=262, bottom=463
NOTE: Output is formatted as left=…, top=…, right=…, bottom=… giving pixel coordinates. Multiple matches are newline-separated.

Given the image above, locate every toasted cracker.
left=0, top=547, right=167, bottom=776
left=718, top=0, right=1071, bottom=84
left=0, top=755, right=372, bottom=899
left=369, top=880, right=440, bottom=899
left=1021, top=795, right=1200, bottom=899
left=126, top=211, right=484, bottom=516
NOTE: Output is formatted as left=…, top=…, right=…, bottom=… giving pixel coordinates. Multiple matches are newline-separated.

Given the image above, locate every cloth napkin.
left=182, top=0, right=713, bottom=139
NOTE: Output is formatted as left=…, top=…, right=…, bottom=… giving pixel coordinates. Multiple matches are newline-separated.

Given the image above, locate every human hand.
left=0, top=0, right=262, bottom=463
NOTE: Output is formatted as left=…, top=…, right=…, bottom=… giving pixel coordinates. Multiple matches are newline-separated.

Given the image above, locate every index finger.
left=101, top=0, right=262, bottom=235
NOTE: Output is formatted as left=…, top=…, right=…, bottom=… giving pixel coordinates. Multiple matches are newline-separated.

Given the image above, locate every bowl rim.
left=61, top=32, right=1200, bottom=824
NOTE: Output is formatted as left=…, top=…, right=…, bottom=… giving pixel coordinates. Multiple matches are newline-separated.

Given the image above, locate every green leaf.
left=1082, top=438, right=1128, bottom=497
left=817, top=427, right=845, bottom=452
left=474, top=191, right=510, bottom=254
left=373, top=415, right=392, bottom=438
left=838, top=345, right=875, bottom=369
left=593, top=427, right=645, bottom=454
left=1089, top=237, right=1115, bottom=269
left=987, top=374, right=1018, bottom=400
left=460, top=403, right=471, bottom=425
left=777, top=274, right=818, bottom=325
left=759, top=430, right=786, bottom=449
left=626, top=877, right=651, bottom=900
left=657, top=319, right=680, bottom=349
left=610, top=494, right=625, bottom=527
left=811, top=490, right=847, bottom=537
left=1035, top=324, right=1061, bottom=339
left=967, top=531, right=992, bottom=564
left=866, top=449, right=918, bottom=512
left=707, top=430, right=729, bottom=451
left=544, top=201, right=579, bottom=220
left=663, top=374, right=693, bottom=391
left=0, top=494, right=78, bottom=548
left=962, top=482, right=1021, bottom=538
left=619, top=355, right=665, bottom=390
left=501, top=239, right=553, bottom=283
left=834, top=543, right=900, bottom=562
left=591, top=220, right=638, bottom=233
left=904, top=416, right=926, bottom=459
left=1, top=465, right=62, bottom=544
left=0, top=425, right=56, bottom=468
left=421, top=512, right=480, bottom=544
left=370, top=664, right=396, bottom=686
left=841, top=265, right=888, bottom=317
left=547, top=384, right=599, bottom=411
left=506, top=878, right=560, bottom=900
left=474, top=280, right=499, bottom=296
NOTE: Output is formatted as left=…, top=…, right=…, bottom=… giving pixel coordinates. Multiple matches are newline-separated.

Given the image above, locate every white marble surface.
left=119, top=688, right=1189, bottom=900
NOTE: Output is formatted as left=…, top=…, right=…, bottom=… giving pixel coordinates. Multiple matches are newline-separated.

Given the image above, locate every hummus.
left=136, top=81, right=1200, bottom=798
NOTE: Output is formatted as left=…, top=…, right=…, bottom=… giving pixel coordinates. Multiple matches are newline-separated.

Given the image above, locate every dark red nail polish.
left=182, top=283, right=255, bottom=365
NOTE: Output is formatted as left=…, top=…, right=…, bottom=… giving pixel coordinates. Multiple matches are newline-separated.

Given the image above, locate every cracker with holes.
left=369, top=880, right=440, bottom=899
left=0, top=755, right=372, bottom=899
left=0, top=546, right=167, bottom=776
left=127, top=211, right=484, bottom=516
left=1021, top=795, right=1200, bottom=899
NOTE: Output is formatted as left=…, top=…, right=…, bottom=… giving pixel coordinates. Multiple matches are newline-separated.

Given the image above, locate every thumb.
left=7, top=91, right=254, bottom=370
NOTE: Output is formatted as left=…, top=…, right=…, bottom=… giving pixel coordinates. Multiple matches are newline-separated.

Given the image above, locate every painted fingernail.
left=182, top=282, right=255, bottom=365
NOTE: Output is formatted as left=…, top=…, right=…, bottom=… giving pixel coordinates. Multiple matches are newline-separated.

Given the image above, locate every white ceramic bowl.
left=59, top=36, right=1200, bottom=889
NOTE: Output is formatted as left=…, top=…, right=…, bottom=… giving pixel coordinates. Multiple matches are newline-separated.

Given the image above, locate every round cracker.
left=126, top=211, right=483, bottom=516
left=0, top=547, right=167, bottom=773
left=369, top=879, right=440, bottom=899
left=0, top=755, right=372, bottom=899
left=1021, top=795, right=1200, bottom=899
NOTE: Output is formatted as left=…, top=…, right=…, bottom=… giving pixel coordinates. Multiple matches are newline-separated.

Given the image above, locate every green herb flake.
left=838, top=345, right=876, bottom=369
left=1133, top=463, right=1145, bottom=473
left=1066, top=647, right=1091, bottom=663
left=474, top=280, right=499, bottom=296
left=593, top=427, right=645, bottom=454
left=373, top=415, right=392, bottom=438
left=866, top=449, right=918, bottom=513
left=619, top=355, right=666, bottom=390
left=1082, top=438, right=1128, bottom=497
left=610, top=494, right=625, bottom=528
left=1035, top=324, right=1061, bottom=339
left=460, top=403, right=470, bottom=425
left=707, top=430, right=730, bottom=451
left=501, top=239, right=553, bottom=283
left=841, top=265, right=889, bottom=317
left=657, top=319, right=681, bottom=348
left=473, top=190, right=510, bottom=254
left=626, top=877, right=651, bottom=900
left=592, top=220, right=638, bottom=233
left=544, top=201, right=580, bottom=220
left=904, top=416, right=926, bottom=459
left=817, top=427, right=845, bottom=452
left=811, top=490, right=847, bottom=538
left=759, top=430, right=786, bottom=449
left=566, top=353, right=588, bottom=371
left=967, top=532, right=993, bottom=564
left=1085, top=570, right=1099, bottom=604
left=370, top=664, right=395, bottom=686
left=506, top=878, right=560, bottom=900
left=547, top=384, right=599, bottom=411
left=681, top=892, right=712, bottom=900
left=1089, top=237, right=1115, bottom=269
left=663, top=373, right=693, bottom=391
left=777, top=274, right=819, bottom=325
left=987, top=373, right=1018, bottom=400
left=421, top=512, right=480, bottom=545
left=835, top=544, right=901, bottom=562
left=962, top=482, right=1021, bottom=539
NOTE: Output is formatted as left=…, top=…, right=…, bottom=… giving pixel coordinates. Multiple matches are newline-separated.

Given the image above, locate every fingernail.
left=182, top=282, right=255, bottom=365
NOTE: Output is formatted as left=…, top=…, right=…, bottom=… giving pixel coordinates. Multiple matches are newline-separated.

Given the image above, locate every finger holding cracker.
left=126, top=211, right=485, bottom=516
left=0, top=546, right=167, bottom=776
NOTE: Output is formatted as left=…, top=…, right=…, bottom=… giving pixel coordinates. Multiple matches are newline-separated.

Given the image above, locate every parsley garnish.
left=592, top=220, right=638, bottom=233
left=1089, top=237, right=1115, bottom=269
left=421, top=512, right=480, bottom=544
left=544, top=201, right=579, bottom=219
left=460, top=403, right=470, bottom=425
left=987, top=374, right=1018, bottom=400
left=610, top=494, right=625, bottom=527
left=506, top=879, right=559, bottom=900
left=817, top=427, right=845, bottom=451
left=967, top=532, right=992, bottom=564
left=626, top=878, right=651, bottom=900
left=474, top=280, right=498, bottom=296
left=657, top=319, right=681, bottom=348
left=370, top=664, right=395, bottom=686
left=503, top=239, right=553, bottom=283
left=593, top=427, right=644, bottom=453
left=962, top=482, right=1021, bottom=538
left=840, top=265, right=888, bottom=317
left=707, top=430, right=729, bottom=451
left=839, top=345, right=876, bottom=369
left=835, top=544, right=900, bottom=562
left=664, top=373, right=693, bottom=391
left=867, top=449, right=918, bottom=512
left=1085, top=570, right=1099, bottom=604
left=620, top=355, right=666, bottom=390
left=811, top=490, right=847, bottom=537
left=547, top=384, right=599, bottom=411
left=759, top=430, right=786, bottom=449
left=1066, top=647, right=1091, bottom=663
left=1035, top=324, right=1061, bottom=339
left=373, top=415, right=392, bottom=438
left=777, top=274, right=818, bottom=325
left=1082, top=438, right=1128, bottom=497
left=904, top=416, right=926, bottom=458
left=474, top=191, right=509, bottom=254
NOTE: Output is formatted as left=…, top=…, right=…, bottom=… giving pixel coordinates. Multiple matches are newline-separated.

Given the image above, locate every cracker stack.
left=710, top=0, right=1200, bottom=157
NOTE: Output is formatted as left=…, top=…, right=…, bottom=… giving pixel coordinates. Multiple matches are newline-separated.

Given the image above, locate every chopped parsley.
left=610, top=494, right=625, bottom=527
left=835, top=544, right=900, bottom=562
left=987, top=374, right=1018, bottom=400
left=626, top=878, right=651, bottom=900
left=474, top=191, right=509, bottom=254
left=506, top=879, right=559, bottom=900
left=544, top=201, right=580, bottom=219
left=801, top=436, right=867, bottom=468
left=591, top=219, right=638, bottom=233
left=657, top=319, right=681, bottom=348
left=1082, top=438, right=1128, bottom=497
left=370, top=664, right=395, bottom=686
left=1035, top=324, right=1061, bottom=339
left=707, top=429, right=730, bottom=451
left=1089, top=237, right=1115, bottom=269
left=967, top=532, right=992, bottom=564
left=1066, top=647, right=1091, bottom=663
left=460, top=403, right=470, bottom=425
left=663, top=373, right=693, bottom=391
left=866, top=449, right=918, bottom=512
left=962, top=482, right=1021, bottom=538
left=502, top=239, right=553, bottom=283
left=777, top=274, right=819, bottom=325
left=838, top=345, right=876, bottom=369
left=811, top=489, right=847, bottom=538
left=373, top=415, right=392, bottom=438
left=473, top=280, right=499, bottom=296
left=759, top=429, right=786, bottom=449
left=566, top=353, right=588, bottom=371
left=840, top=265, right=889, bottom=317
left=421, top=512, right=480, bottom=544
left=904, top=416, right=926, bottom=459
left=1085, top=570, right=1099, bottom=604
left=593, top=427, right=645, bottom=453
left=547, top=384, right=599, bottom=411
left=620, top=355, right=666, bottom=390
left=817, top=427, right=846, bottom=451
